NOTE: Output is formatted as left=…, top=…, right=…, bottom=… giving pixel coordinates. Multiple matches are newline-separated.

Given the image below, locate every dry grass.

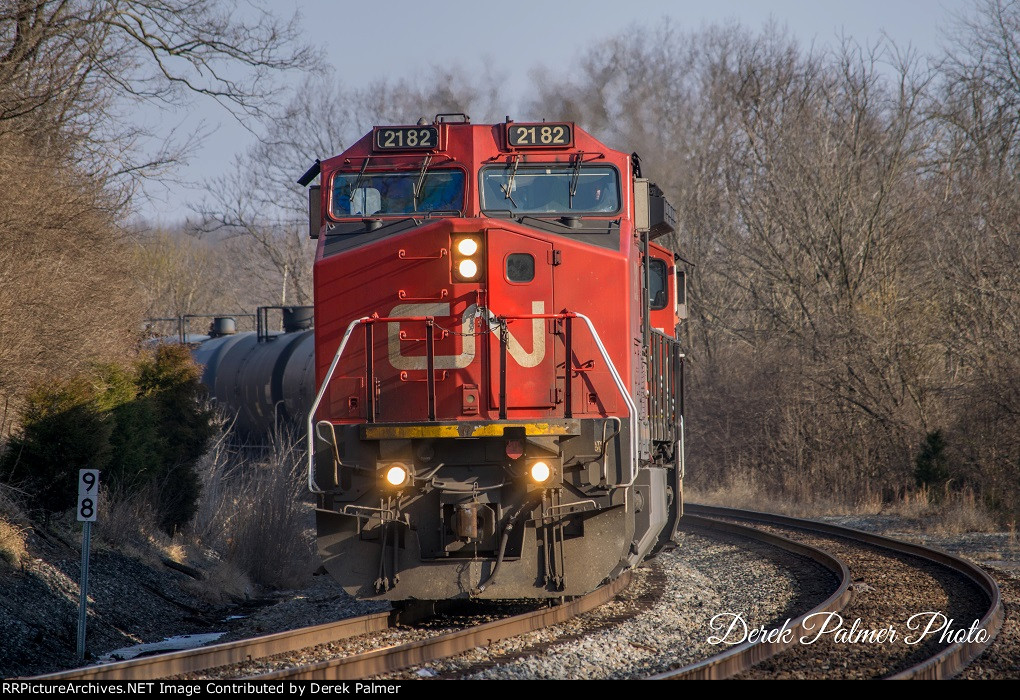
left=1, top=416, right=314, bottom=594
left=686, top=473, right=874, bottom=519
left=0, top=517, right=28, bottom=567
left=94, top=476, right=259, bottom=603
left=688, top=474, right=1000, bottom=535
left=921, top=487, right=998, bottom=536
left=192, top=427, right=318, bottom=590
left=93, top=486, right=198, bottom=568
left=0, top=483, right=29, bottom=568
left=88, top=423, right=318, bottom=592
left=182, top=560, right=253, bottom=604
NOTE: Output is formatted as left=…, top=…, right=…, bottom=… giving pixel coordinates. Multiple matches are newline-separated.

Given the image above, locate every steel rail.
left=684, top=503, right=1005, bottom=680
left=29, top=611, right=394, bottom=681
left=650, top=513, right=853, bottom=680
left=250, top=571, right=633, bottom=680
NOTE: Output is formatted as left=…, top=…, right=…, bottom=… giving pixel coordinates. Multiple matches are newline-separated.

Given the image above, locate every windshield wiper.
left=568, top=151, right=585, bottom=209
left=501, top=154, right=521, bottom=207
left=348, top=157, right=371, bottom=197
left=412, top=155, right=433, bottom=210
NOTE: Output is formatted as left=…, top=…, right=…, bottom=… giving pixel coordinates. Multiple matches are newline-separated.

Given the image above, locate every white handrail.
left=572, top=313, right=640, bottom=490
left=678, top=415, right=685, bottom=480
left=307, top=317, right=369, bottom=493
left=306, top=312, right=641, bottom=496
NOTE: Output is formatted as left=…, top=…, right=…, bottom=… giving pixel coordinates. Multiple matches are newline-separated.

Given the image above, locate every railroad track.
left=31, top=504, right=1003, bottom=681
left=648, top=512, right=852, bottom=679
left=33, top=517, right=833, bottom=682
left=375, top=516, right=854, bottom=680
left=250, top=573, right=633, bottom=680
left=373, top=508, right=1003, bottom=680
left=30, top=574, right=632, bottom=681
left=658, top=504, right=1004, bottom=680
left=31, top=611, right=395, bottom=681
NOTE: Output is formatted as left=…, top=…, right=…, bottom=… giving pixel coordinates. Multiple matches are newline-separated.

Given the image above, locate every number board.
left=507, top=122, right=573, bottom=148
left=374, top=126, right=440, bottom=151
left=77, top=469, right=99, bottom=522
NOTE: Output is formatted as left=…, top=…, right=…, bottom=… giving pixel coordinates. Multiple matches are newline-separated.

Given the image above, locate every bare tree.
left=0, top=0, right=309, bottom=427
left=0, top=0, right=310, bottom=193
left=525, top=21, right=969, bottom=502
left=934, top=0, right=1020, bottom=178
left=0, top=133, right=142, bottom=415
left=526, top=12, right=1020, bottom=516
left=924, top=0, right=1020, bottom=513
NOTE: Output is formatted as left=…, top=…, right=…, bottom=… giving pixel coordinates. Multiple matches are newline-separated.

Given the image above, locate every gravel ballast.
left=376, top=529, right=835, bottom=680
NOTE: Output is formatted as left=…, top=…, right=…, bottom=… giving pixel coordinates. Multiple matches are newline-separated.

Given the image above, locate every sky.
left=139, top=0, right=971, bottom=222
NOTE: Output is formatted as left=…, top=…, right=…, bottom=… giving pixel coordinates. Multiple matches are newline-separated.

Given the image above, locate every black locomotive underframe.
left=313, top=417, right=658, bottom=599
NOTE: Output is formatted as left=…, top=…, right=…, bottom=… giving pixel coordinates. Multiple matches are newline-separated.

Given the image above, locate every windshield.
left=331, top=169, right=465, bottom=217
left=480, top=164, right=620, bottom=214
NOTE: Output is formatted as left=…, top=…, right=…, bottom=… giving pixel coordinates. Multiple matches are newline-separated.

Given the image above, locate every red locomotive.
left=301, top=115, right=685, bottom=599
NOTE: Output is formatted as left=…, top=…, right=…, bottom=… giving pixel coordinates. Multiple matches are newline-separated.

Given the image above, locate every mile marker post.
left=76, top=469, right=99, bottom=661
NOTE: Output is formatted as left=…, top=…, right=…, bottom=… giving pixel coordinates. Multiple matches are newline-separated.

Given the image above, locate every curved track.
left=668, top=504, right=1004, bottom=680
left=30, top=612, right=395, bottom=681
left=30, top=575, right=632, bottom=681
left=252, top=572, right=632, bottom=680
left=372, top=513, right=855, bottom=680
left=649, top=512, right=852, bottom=679
left=31, top=504, right=1002, bottom=681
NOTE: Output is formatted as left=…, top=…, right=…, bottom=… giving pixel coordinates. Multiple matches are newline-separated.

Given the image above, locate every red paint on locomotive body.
left=313, top=122, right=637, bottom=425
left=307, top=118, right=684, bottom=600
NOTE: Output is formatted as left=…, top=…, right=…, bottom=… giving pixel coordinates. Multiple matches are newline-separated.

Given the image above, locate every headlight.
left=530, top=461, right=551, bottom=483
left=385, top=465, right=408, bottom=487
left=452, top=235, right=484, bottom=282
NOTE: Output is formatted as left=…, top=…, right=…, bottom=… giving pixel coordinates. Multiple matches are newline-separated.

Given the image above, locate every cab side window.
left=649, top=259, right=668, bottom=310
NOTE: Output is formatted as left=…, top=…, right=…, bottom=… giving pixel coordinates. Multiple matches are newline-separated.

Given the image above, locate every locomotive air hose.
left=471, top=492, right=544, bottom=596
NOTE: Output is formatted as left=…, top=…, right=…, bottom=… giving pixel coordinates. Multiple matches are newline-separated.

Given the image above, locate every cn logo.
left=386, top=302, right=546, bottom=370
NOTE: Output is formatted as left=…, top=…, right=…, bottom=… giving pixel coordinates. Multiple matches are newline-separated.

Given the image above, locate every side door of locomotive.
left=485, top=228, right=556, bottom=411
